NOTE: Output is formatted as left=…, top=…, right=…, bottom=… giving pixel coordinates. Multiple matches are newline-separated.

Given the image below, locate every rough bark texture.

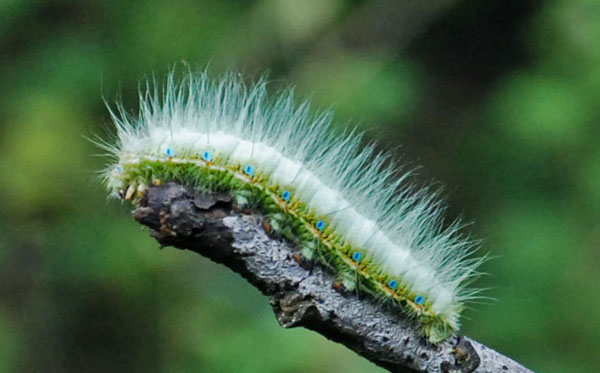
left=132, top=182, right=532, bottom=373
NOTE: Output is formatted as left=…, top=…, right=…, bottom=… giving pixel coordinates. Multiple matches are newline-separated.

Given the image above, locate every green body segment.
left=115, top=159, right=456, bottom=343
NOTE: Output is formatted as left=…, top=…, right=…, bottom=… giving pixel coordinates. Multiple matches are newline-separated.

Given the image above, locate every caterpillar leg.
left=232, top=189, right=253, bottom=209
left=331, top=270, right=358, bottom=293
left=289, top=241, right=316, bottom=270
left=292, top=252, right=314, bottom=270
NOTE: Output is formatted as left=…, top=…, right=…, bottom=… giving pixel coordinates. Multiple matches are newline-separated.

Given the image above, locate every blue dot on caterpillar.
left=281, top=190, right=291, bottom=202
left=244, top=165, right=255, bottom=177
left=165, top=147, right=175, bottom=157
left=388, top=279, right=398, bottom=290
left=351, top=251, right=362, bottom=263
left=315, top=220, right=325, bottom=232
left=415, top=295, right=425, bottom=305
left=202, top=151, right=213, bottom=162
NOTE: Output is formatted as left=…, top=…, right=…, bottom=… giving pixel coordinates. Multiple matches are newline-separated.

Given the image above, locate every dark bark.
left=131, top=182, right=531, bottom=373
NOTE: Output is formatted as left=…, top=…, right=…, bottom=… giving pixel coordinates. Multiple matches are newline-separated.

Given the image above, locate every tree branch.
left=131, top=182, right=531, bottom=373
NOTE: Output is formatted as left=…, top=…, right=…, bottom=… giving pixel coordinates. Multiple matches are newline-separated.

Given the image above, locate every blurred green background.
left=1, top=0, right=599, bottom=372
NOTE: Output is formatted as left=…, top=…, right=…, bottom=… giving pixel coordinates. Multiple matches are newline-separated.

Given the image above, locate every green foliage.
left=0, top=0, right=599, bottom=371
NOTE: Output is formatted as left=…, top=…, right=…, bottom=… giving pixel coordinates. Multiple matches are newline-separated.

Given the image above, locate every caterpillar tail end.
left=421, top=316, right=457, bottom=344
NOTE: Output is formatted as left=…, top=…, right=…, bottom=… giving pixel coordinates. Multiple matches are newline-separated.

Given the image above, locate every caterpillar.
left=100, top=71, right=483, bottom=343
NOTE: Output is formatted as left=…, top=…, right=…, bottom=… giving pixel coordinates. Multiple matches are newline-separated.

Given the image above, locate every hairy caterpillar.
left=100, top=71, right=483, bottom=343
